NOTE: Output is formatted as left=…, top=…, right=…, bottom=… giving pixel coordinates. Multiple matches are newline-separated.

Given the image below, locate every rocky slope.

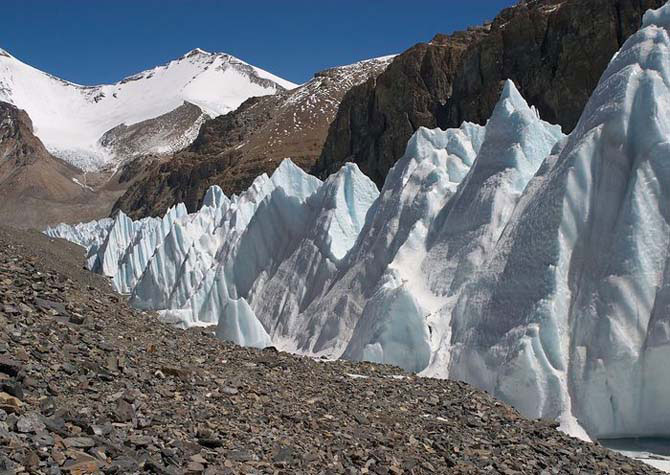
left=0, top=225, right=661, bottom=474
left=113, top=56, right=394, bottom=218
left=314, top=0, right=666, bottom=187
left=0, top=102, right=125, bottom=229
left=98, top=102, right=207, bottom=161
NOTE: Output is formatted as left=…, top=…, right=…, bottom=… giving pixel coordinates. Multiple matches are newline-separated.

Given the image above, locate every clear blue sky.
left=2, top=1, right=516, bottom=85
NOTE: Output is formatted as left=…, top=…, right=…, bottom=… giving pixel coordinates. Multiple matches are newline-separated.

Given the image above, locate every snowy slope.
left=0, top=48, right=296, bottom=170
left=45, top=1, right=670, bottom=444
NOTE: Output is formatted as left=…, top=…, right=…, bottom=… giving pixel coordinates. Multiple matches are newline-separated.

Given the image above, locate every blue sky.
left=2, top=1, right=516, bottom=85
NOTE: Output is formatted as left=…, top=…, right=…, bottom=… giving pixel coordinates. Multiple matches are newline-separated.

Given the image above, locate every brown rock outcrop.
left=0, top=102, right=102, bottom=229
left=0, top=102, right=142, bottom=229
left=113, top=57, right=394, bottom=217
left=314, top=0, right=665, bottom=187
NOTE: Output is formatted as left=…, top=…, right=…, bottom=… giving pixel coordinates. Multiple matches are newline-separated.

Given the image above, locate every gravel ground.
left=0, top=226, right=661, bottom=474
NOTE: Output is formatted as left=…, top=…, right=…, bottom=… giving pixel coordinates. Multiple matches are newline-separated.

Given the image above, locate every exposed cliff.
left=313, top=0, right=665, bottom=187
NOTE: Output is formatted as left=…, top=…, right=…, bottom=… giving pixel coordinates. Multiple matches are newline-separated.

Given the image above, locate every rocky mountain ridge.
left=313, top=0, right=666, bottom=186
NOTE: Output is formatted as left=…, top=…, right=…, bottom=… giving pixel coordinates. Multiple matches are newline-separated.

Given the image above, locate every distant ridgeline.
left=0, top=48, right=295, bottom=171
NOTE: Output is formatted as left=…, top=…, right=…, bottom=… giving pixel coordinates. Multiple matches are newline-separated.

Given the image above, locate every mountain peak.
left=0, top=47, right=296, bottom=171
left=182, top=48, right=215, bottom=59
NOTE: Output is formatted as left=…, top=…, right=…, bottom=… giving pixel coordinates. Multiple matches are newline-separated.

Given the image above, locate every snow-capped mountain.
left=46, top=1, right=670, bottom=445
left=113, top=54, right=395, bottom=218
left=0, top=47, right=296, bottom=170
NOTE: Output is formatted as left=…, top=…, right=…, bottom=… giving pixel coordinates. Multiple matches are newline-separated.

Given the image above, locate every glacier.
left=46, top=1, right=670, bottom=442
left=49, top=159, right=379, bottom=350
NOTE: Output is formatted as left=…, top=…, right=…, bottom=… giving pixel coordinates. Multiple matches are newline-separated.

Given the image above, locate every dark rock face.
left=314, top=0, right=665, bottom=188
left=313, top=30, right=484, bottom=186
left=0, top=101, right=45, bottom=165
left=99, top=101, right=205, bottom=160
left=0, top=225, right=662, bottom=474
left=444, top=0, right=665, bottom=132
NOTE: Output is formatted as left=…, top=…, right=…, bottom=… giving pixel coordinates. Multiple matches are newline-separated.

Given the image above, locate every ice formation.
left=46, top=2, right=670, bottom=441
left=48, top=159, right=379, bottom=350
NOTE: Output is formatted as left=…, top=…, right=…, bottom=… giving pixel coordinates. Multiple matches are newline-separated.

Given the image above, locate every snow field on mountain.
left=0, top=49, right=296, bottom=170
